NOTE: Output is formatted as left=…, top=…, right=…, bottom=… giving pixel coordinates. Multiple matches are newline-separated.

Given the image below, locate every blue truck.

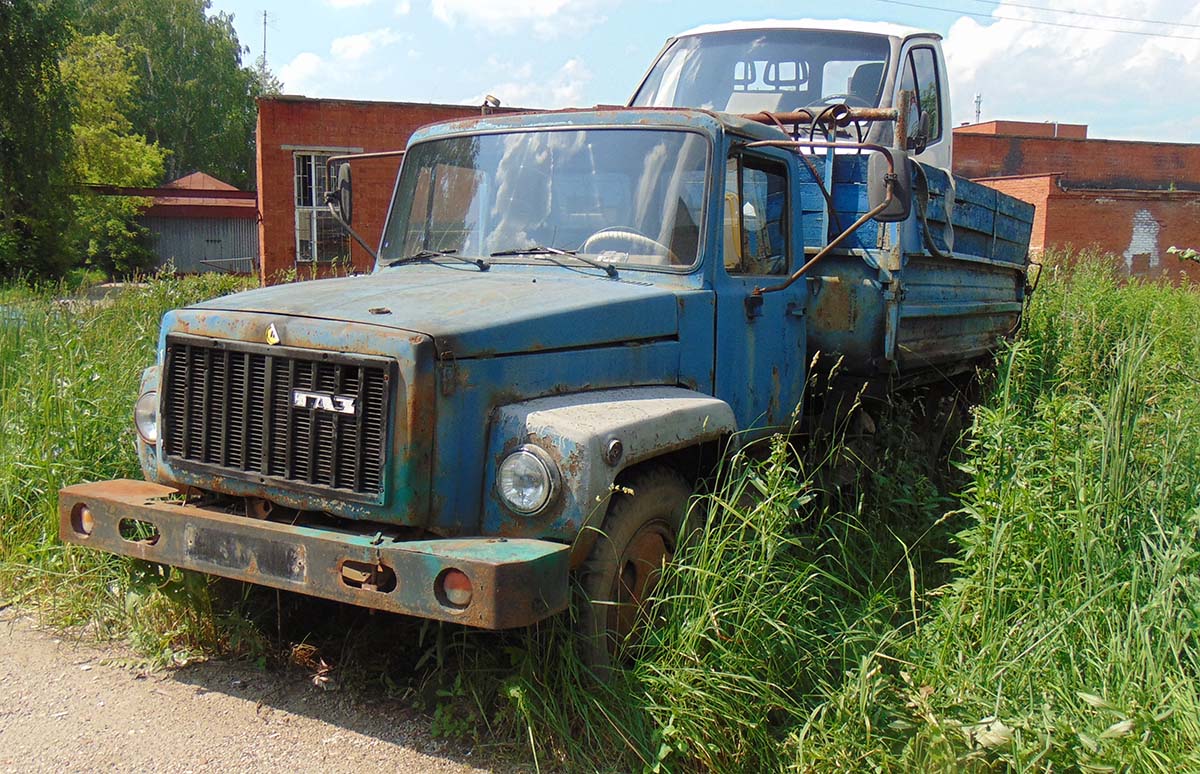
left=59, top=22, right=1034, bottom=664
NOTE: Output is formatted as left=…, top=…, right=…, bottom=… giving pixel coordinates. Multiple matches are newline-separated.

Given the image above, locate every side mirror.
left=325, top=163, right=353, bottom=224
left=868, top=148, right=912, bottom=223
left=911, top=110, right=930, bottom=155
left=334, top=163, right=352, bottom=224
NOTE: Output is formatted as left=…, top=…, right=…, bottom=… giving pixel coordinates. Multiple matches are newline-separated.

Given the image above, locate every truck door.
left=713, top=149, right=807, bottom=434
left=895, top=40, right=951, bottom=170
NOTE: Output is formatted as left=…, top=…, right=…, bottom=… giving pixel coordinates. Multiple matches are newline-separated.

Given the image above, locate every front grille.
left=162, top=335, right=391, bottom=502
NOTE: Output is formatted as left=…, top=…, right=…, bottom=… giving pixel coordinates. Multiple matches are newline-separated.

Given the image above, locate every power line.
left=870, top=0, right=1200, bottom=40
left=968, top=0, right=1200, bottom=30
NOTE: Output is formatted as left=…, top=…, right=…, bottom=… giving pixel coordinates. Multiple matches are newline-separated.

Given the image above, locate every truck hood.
left=193, top=266, right=681, bottom=357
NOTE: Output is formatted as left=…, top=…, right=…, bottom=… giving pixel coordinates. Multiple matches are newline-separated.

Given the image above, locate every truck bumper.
left=59, top=480, right=569, bottom=629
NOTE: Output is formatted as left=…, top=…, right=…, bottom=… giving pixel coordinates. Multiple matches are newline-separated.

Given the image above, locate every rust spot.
left=811, top=276, right=857, bottom=331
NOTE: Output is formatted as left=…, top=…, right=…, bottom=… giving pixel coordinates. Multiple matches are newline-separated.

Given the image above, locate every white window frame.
left=293, top=150, right=351, bottom=264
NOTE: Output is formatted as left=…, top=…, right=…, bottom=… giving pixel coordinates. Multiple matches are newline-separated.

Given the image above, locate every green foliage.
left=1168, top=245, right=1199, bottom=264
left=796, top=253, right=1200, bottom=770
left=253, top=54, right=284, bottom=97
left=61, top=33, right=166, bottom=277
left=61, top=33, right=166, bottom=187
left=69, top=195, right=158, bottom=277
left=78, top=0, right=261, bottom=188
left=0, top=273, right=256, bottom=656
left=0, top=0, right=77, bottom=277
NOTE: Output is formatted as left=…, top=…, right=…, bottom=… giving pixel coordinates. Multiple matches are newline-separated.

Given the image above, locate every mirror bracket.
left=868, top=148, right=912, bottom=223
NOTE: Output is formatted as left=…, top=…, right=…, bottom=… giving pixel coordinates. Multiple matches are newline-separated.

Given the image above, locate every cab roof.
left=411, top=107, right=790, bottom=145
left=673, top=18, right=939, bottom=42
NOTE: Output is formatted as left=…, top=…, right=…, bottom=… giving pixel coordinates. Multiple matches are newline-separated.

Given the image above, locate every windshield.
left=632, top=30, right=891, bottom=115
left=379, top=129, right=709, bottom=271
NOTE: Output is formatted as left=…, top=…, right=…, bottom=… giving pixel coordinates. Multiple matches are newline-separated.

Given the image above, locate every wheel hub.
left=610, top=522, right=672, bottom=642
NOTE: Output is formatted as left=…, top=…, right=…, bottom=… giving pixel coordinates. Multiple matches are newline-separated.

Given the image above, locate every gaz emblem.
left=291, top=390, right=357, bottom=415
left=265, top=323, right=281, bottom=345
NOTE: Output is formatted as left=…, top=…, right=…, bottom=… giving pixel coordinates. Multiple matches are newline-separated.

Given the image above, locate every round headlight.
left=134, top=390, right=158, bottom=444
left=497, top=446, right=558, bottom=515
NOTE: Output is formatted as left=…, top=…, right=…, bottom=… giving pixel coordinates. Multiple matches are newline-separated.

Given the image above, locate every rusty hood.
left=192, top=266, right=681, bottom=357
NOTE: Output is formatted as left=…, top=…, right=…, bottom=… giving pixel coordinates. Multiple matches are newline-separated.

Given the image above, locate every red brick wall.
left=256, top=96, right=496, bottom=283
left=955, top=120, right=1086, bottom=139
left=974, top=174, right=1200, bottom=282
left=953, top=132, right=1200, bottom=191
left=1040, top=192, right=1200, bottom=283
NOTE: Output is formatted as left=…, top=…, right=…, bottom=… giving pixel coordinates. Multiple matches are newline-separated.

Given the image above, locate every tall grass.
left=0, top=274, right=254, bottom=656
left=813, top=256, right=1200, bottom=771
left=2, top=253, right=1199, bottom=771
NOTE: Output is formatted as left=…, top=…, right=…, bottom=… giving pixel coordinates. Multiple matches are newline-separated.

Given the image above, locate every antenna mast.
left=974, top=93, right=982, bottom=124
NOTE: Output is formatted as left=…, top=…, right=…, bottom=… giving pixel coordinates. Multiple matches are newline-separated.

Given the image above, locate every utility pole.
left=974, top=93, right=982, bottom=125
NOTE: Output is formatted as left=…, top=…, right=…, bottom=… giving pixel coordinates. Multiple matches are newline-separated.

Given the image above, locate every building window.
left=294, top=153, right=350, bottom=263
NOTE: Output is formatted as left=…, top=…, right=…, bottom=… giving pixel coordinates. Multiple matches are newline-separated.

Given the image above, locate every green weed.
left=0, top=272, right=255, bottom=659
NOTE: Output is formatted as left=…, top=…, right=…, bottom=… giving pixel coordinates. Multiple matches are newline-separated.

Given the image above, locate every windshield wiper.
left=489, top=245, right=617, bottom=278
left=388, top=249, right=489, bottom=271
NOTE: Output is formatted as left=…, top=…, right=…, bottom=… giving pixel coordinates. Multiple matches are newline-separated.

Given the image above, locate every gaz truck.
left=60, top=21, right=1034, bottom=664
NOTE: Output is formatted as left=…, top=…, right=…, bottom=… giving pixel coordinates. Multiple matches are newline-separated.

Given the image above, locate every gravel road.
left=0, top=607, right=505, bottom=773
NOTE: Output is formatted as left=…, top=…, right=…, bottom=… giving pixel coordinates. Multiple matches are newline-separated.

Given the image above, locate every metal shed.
left=141, top=172, right=260, bottom=273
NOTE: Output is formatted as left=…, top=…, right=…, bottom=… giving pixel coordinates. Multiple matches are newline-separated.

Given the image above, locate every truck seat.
left=723, top=192, right=742, bottom=270
left=849, top=62, right=885, bottom=105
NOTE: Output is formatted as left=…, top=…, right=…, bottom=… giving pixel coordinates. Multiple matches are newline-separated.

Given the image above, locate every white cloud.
left=943, top=0, right=1200, bottom=140
left=277, top=29, right=408, bottom=96
left=330, top=28, right=403, bottom=61
left=470, top=57, right=593, bottom=109
left=430, top=0, right=616, bottom=37
left=326, top=0, right=374, bottom=8
left=279, top=52, right=325, bottom=94
left=395, top=0, right=411, bottom=14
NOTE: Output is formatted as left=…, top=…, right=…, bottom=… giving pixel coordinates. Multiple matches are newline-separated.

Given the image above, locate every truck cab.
left=630, top=20, right=953, bottom=169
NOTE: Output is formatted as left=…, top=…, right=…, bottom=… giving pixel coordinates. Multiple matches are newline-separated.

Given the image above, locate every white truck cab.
left=629, top=19, right=953, bottom=170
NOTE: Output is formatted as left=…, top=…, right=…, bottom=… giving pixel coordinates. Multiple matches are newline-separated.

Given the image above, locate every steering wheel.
left=581, top=227, right=678, bottom=265
left=816, top=93, right=873, bottom=108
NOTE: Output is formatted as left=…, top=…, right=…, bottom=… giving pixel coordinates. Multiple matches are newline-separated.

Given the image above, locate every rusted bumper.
left=59, top=479, right=569, bottom=629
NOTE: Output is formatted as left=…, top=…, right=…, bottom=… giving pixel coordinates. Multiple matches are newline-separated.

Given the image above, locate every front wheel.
left=577, top=467, right=691, bottom=672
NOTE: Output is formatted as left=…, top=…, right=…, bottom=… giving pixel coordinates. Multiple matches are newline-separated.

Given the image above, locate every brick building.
left=953, top=121, right=1200, bottom=282
left=255, top=96, right=504, bottom=282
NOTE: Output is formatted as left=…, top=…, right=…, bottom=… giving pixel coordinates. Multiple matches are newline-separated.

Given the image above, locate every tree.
left=61, top=34, right=165, bottom=188
left=61, top=33, right=167, bottom=276
left=253, top=53, right=284, bottom=97
left=79, top=0, right=260, bottom=188
left=0, top=0, right=77, bottom=278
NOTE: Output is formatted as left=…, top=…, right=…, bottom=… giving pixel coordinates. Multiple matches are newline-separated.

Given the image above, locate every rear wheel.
left=578, top=467, right=691, bottom=673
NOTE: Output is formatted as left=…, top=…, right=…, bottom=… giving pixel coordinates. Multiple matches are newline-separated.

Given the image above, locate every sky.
left=207, top=0, right=1200, bottom=142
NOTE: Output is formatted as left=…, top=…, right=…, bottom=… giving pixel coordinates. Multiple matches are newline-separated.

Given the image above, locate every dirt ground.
left=0, top=606, right=508, bottom=773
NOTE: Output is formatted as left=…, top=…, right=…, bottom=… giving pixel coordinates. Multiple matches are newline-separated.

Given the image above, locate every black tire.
left=577, top=466, right=691, bottom=673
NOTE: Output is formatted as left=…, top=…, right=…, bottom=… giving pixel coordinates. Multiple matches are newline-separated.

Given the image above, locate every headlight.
left=497, top=446, right=558, bottom=515
left=134, top=391, right=158, bottom=444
